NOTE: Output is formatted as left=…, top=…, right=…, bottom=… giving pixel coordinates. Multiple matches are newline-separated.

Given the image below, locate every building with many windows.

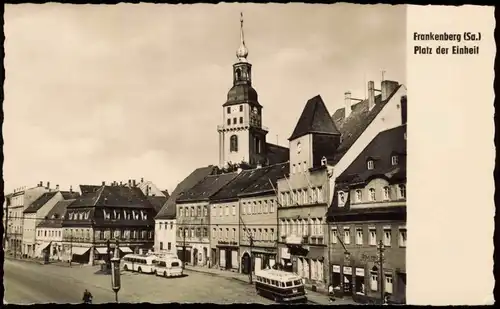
left=238, top=162, right=288, bottom=274
left=176, top=173, right=237, bottom=267
left=61, top=183, right=156, bottom=265
left=209, top=167, right=270, bottom=272
left=327, top=124, right=407, bottom=304
left=154, top=166, right=216, bottom=255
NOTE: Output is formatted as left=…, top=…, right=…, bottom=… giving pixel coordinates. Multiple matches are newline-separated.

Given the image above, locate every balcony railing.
left=217, top=122, right=269, bottom=132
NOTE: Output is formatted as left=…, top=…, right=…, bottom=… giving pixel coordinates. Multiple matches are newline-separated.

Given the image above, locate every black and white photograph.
left=2, top=3, right=408, bottom=305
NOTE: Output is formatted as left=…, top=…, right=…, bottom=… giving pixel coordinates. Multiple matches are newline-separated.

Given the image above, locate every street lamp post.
left=377, top=240, right=385, bottom=304
left=249, top=235, right=254, bottom=284
left=110, top=240, right=121, bottom=303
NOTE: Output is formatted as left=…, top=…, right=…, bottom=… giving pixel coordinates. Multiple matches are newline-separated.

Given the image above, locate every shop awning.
left=119, top=247, right=133, bottom=253
left=35, top=242, right=51, bottom=257
left=95, top=247, right=108, bottom=254
left=71, top=247, right=90, bottom=256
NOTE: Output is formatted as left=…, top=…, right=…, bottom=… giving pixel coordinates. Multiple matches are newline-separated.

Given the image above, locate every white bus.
left=122, top=254, right=158, bottom=274
left=254, top=269, right=307, bottom=303
left=153, top=257, right=183, bottom=278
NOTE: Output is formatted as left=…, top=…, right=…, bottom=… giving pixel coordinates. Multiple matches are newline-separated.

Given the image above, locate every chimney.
left=141, top=177, right=144, bottom=183
left=344, top=91, right=352, bottom=118
left=120, top=181, right=123, bottom=186
left=56, top=184, right=60, bottom=190
left=70, top=185, right=73, bottom=193
left=46, top=181, right=50, bottom=189
left=132, top=179, right=136, bottom=187
left=368, top=81, right=375, bottom=110
left=39, top=181, right=43, bottom=187
left=128, top=179, right=132, bottom=187
left=102, top=181, right=105, bottom=186
left=381, top=80, right=400, bottom=101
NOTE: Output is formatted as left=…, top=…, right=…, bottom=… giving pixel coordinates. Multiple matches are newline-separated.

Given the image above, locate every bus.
left=254, top=269, right=307, bottom=303
left=122, top=254, right=158, bottom=274
left=153, top=257, right=183, bottom=278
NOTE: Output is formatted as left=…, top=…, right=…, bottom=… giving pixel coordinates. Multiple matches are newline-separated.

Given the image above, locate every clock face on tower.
left=297, top=141, right=301, bottom=154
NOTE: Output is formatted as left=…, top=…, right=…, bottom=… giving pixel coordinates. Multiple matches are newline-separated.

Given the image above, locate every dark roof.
left=23, top=192, right=58, bottom=213
left=147, top=196, right=168, bottom=214
left=80, top=185, right=102, bottom=194
left=161, top=190, right=170, bottom=199
left=223, top=83, right=261, bottom=107
left=60, top=191, right=81, bottom=200
left=331, top=85, right=402, bottom=164
left=210, top=168, right=271, bottom=202
left=289, top=95, right=340, bottom=141
left=336, top=124, right=407, bottom=185
left=239, top=162, right=289, bottom=197
left=37, top=199, right=76, bottom=228
left=69, top=185, right=154, bottom=209
left=266, top=143, right=289, bottom=165
left=176, top=173, right=238, bottom=203
left=155, top=165, right=217, bottom=220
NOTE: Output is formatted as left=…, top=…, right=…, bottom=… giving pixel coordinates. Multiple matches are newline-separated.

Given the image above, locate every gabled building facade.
left=176, top=173, right=237, bottom=267
left=327, top=125, right=407, bottom=304
left=154, top=166, right=216, bottom=256
left=61, top=183, right=156, bottom=265
left=238, top=162, right=288, bottom=274
left=276, top=95, right=341, bottom=292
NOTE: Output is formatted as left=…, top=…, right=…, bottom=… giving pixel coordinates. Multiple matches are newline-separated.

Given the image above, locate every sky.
left=3, top=3, right=406, bottom=194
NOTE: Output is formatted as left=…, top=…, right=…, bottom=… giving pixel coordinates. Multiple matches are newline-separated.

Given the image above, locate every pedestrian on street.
left=328, top=285, right=335, bottom=302
left=82, top=289, right=93, bottom=304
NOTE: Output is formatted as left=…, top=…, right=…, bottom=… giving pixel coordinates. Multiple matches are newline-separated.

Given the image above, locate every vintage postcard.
left=2, top=3, right=494, bottom=306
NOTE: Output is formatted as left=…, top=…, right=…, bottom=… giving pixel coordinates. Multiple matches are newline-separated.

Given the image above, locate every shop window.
left=332, top=268, right=341, bottom=290
left=355, top=269, right=366, bottom=295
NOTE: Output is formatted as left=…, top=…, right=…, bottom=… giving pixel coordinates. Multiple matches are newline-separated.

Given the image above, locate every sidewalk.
left=5, top=255, right=88, bottom=268
left=184, top=265, right=357, bottom=305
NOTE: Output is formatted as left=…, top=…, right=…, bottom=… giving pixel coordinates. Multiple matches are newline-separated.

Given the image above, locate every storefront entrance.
left=241, top=252, right=251, bottom=274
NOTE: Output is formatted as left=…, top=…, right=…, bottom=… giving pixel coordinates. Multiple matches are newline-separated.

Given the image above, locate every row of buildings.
left=153, top=16, right=407, bottom=304
left=3, top=179, right=169, bottom=265
left=3, top=15, right=407, bottom=304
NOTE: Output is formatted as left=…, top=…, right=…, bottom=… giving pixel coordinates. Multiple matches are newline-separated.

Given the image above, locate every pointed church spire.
left=236, top=12, right=249, bottom=62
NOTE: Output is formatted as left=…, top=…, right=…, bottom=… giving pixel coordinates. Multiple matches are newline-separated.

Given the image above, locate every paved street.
left=4, top=258, right=275, bottom=304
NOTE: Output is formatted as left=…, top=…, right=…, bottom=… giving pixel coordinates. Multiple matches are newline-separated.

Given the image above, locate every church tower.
left=218, top=13, right=268, bottom=168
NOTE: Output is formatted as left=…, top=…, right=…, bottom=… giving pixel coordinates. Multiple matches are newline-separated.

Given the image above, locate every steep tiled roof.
left=69, top=185, right=153, bottom=209
left=336, top=124, right=406, bottom=185
left=80, top=185, right=101, bottom=194
left=266, top=143, right=289, bottom=165
left=239, top=162, right=289, bottom=197
left=210, top=168, right=271, bottom=202
left=155, top=165, right=217, bottom=220
left=331, top=85, right=402, bottom=164
left=23, top=192, right=58, bottom=213
left=37, top=199, right=76, bottom=228
left=177, top=173, right=238, bottom=203
left=289, top=95, right=340, bottom=141
left=147, top=196, right=168, bottom=214
left=60, top=191, right=81, bottom=200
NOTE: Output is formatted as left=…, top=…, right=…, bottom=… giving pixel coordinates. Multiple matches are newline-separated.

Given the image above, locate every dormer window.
left=355, top=190, right=362, bottom=202
left=391, top=155, right=399, bottom=166
left=338, top=191, right=346, bottom=207
left=383, top=187, right=391, bottom=200
left=399, top=184, right=406, bottom=199
left=367, top=160, right=374, bottom=170
left=369, top=188, right=376, bottom=201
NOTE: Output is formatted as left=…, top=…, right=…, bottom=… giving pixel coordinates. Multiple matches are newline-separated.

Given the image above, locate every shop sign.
left=332, top=265, right=341, bottom=273
left=218, top=240, right=237, bottom=246
left=356, top=268, right=365, bottom=277
left=343, top=266, right=352, bottom=275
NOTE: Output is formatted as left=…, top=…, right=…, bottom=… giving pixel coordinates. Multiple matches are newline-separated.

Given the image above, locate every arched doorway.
left=241, top=252, right=251, bottom=274
left=193, top=248, right=198, bottom=266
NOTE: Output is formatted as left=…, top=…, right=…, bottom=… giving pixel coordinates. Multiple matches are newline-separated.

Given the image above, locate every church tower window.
left=227, top=107, right=231, bottom=114
left=230, top=135, right=239, bottom=152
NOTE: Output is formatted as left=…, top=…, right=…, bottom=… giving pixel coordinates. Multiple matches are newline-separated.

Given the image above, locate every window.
left=292, top=164, right=296, bottom=174
left=269, top=200, right=275, bottom=213
left=197, top=206, right=201, bottom=217
left=212, top=228, right=216, bottom=239
left=343, top=227, right=350, bottom=244
left=203, top=228, right=208, bottom=238
left=225, top=228, right=229, bottom=239
left=227, top=107, right=231, bottom=114
left=399, top=184, right=406, bottom=199
left=270, top=229, right=275, bottom=241
left=239, top=105, right=243, bottom=112
left=219, top=206, right=223, bottom=216
left=383, top=187, right=390, bottom=200
left=168, top=242, right=171, bottom=250
left=227, top=119, right=231, bottom=125
left=230, top=135, right=238, bottom=152
left=239, top=117, right=243, bottom=124
left=391, top=155, right=399, bottom=166
left=369, top=188, right=376, bottom=201
left=225, top=206, right=229, bottom=216
left=232, top=205, right=236, bottom=216
left=370, top=268, right=379, bottom=291
left=399, top=227, right=407, bottom=247
left=367, top=160, right=374, bottom=170
left=356, top=190, right=362, bottom=202
left=331, top=228, right=337, bottom=244
left=191, top=207, right=195, bottom=217
left=233, top=117, right=237, bottom=124
left=356, top=228, right=363, bottom=245
left=317, top=187, right=323, bottom=203
left=170, top=222, right=173, bottom=230
left=160, top=242, right=164, bottom=250
left=383, top=227, right=392, bottom=246
left=338, top=191, right=346, bottom=206
left=203, top=206, right=208, bottom=216
left=242, top=203, right=246, bottom=215
left=385, top=274, right=393, bottom=294
left=369, top=228, right=377, bottom=246
left=232, top=228, right=236, bottom=240
left=44, top=230, right=47, bottom=237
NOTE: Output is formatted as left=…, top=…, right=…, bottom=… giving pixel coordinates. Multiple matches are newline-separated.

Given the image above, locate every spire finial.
left=236, top=12, right=249, bottom=62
